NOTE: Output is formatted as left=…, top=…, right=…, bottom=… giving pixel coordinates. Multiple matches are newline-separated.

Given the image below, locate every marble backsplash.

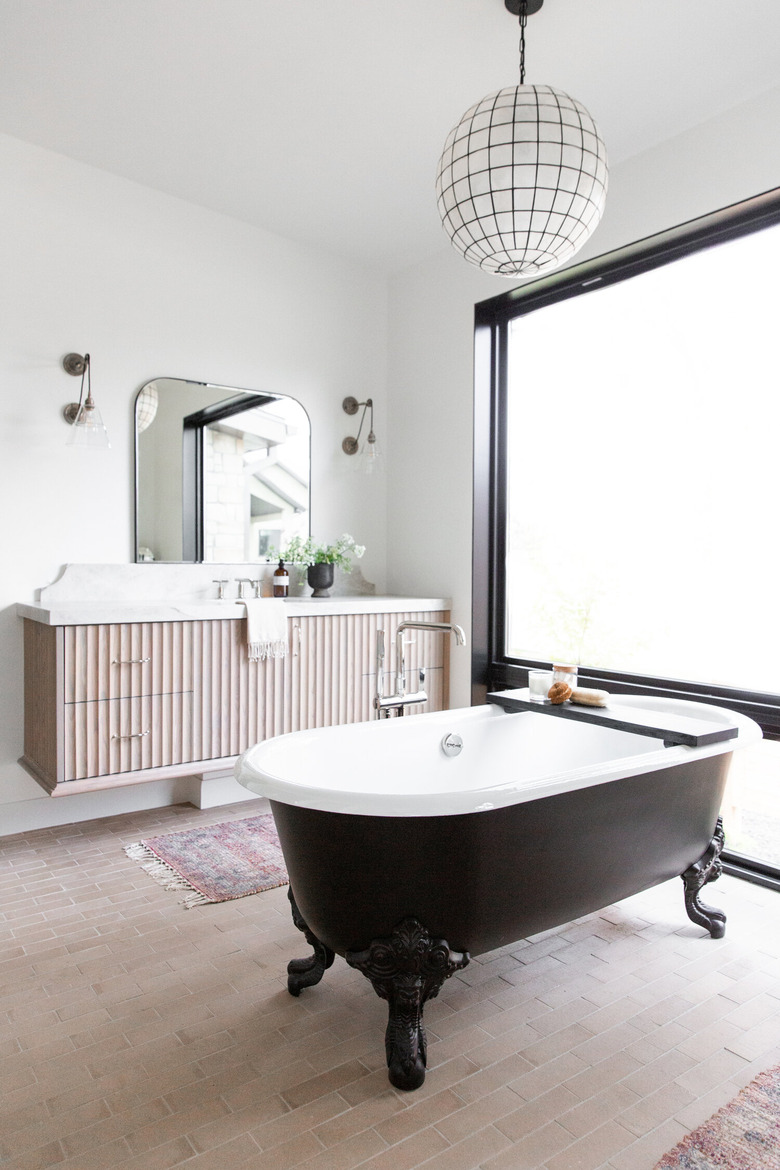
left=37, top=562, right=376, bottom=605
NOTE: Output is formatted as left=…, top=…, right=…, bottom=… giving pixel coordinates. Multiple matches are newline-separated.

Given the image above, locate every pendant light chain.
left=518, top=0, right=528, bottom=85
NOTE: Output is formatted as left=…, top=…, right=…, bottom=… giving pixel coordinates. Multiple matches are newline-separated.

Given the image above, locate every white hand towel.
left=243, top=599, right=288, bottom=661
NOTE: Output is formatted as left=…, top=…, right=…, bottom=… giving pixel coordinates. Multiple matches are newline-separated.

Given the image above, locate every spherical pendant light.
left=435, top=3, right=608, bottom=278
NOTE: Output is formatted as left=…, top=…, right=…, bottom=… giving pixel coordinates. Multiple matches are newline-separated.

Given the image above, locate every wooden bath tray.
left=486, top=689, right=739, bottom=748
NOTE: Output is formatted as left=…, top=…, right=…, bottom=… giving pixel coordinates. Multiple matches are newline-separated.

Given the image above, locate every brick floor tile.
left=545, top=1119, right=635, bottom=1170
left=558, top=1081, right=640, bottom=1139
left=495, top=1083, right=580, bottom=1142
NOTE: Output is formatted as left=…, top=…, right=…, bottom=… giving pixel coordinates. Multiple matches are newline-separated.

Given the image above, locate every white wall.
left=386, top=86, right=780, bottom=709
left=0, top=132, right=387, bottom=831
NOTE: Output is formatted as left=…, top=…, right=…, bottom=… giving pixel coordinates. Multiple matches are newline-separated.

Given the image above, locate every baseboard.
left=193, top=771, right=260, bottom=810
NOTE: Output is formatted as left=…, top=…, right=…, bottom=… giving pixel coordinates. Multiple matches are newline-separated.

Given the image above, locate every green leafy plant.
left=278, top=533, right=366, bottom=571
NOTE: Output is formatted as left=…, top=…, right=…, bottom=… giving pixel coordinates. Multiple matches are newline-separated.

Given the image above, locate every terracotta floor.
left=2, top=798, right=780, bottom=1170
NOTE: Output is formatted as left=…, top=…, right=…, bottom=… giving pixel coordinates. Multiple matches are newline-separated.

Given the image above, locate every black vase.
left=307, top=562, right=335, bottom=598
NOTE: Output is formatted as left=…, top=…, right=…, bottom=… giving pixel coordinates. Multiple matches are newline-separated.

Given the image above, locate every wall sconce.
left=62, top=352, right=110, bottom=448
left=342, top=397, right=380, bottom=474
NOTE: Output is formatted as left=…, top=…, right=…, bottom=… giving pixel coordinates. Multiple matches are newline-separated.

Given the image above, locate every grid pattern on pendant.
left=436, top=84, right=608, bottom=276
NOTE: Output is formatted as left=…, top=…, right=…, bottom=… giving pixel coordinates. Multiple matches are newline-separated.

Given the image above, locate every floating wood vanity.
left=19, top=593, right=452, bottom=795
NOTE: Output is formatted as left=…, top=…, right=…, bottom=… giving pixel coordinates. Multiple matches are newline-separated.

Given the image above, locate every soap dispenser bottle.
left=273, top=559, right=289, bottom=598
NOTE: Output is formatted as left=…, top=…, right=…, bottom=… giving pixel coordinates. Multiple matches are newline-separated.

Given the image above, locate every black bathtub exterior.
left=270, top=750, right=731, bottom=1089
left=271, top=751, right=732, bottom=958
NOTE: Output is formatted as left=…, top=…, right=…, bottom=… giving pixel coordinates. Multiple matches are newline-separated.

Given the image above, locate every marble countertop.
left=17, top=596, right=452, bottom=626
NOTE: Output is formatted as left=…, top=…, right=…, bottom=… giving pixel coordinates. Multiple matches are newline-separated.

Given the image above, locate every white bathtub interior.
left=237, top=696, right=760, bottom=817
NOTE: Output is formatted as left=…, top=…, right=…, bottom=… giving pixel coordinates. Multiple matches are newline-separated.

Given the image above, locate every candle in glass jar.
left=528, top=670, right=554, bottom=702
left=552, top=664, right=578, bottom=689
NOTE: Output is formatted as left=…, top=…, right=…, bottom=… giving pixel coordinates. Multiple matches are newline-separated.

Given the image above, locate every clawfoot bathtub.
left=236, top=695, right=759, bottom=1090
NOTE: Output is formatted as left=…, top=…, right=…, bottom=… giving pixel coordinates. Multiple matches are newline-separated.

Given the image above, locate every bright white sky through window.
left=505, top=221, right=780, bottom=695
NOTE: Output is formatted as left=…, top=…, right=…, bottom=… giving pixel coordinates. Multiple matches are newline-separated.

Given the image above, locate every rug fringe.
left=124, top=843, right=212, bottom=908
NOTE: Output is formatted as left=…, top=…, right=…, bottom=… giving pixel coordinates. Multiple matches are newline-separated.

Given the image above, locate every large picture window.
left=473, top=188, right=780, bottom=885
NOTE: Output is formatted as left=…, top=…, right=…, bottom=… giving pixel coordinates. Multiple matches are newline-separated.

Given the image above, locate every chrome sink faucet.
left=374, top=620, right=467, bottom=717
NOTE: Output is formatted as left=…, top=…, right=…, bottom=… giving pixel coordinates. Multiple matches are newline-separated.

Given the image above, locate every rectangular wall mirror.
left=134, top=377, right=310, bottom=563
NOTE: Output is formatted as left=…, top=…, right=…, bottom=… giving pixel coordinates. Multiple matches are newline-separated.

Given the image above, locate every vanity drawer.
left=64, top=622, right=194, bottom=703
left=64, top=692, right=194, bottom=780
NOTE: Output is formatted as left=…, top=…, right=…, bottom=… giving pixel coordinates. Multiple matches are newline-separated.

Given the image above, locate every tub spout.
left=374, top=620, right=467, bottom=716
left=451, top=624, right=467, bottom=646
left=394, top=621, right=466, bottom=697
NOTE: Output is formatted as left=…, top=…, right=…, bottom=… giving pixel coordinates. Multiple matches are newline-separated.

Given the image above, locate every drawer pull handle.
left=112, top=729, right=151, bottom=741
left=112, top=657, right=151, bottom=665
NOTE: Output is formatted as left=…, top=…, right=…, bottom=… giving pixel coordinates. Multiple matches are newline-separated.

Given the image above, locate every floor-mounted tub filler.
left=236, top=694, right=760, bottom=1090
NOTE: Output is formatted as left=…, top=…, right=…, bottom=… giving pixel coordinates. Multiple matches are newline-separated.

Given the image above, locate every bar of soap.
left=570, top=687, right=609, bottom=707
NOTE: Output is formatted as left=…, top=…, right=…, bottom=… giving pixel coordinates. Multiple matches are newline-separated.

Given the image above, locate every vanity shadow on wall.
left=134, top=377, right=311, bottom=564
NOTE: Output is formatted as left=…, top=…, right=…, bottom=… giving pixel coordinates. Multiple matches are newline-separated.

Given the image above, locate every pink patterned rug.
left=125, top=813, right=288, bottom=908
left=654, top=1065, right=780, bottom=1169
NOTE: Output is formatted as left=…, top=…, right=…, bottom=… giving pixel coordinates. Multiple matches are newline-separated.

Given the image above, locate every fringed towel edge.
left=247, top=640, right=288, bottom=662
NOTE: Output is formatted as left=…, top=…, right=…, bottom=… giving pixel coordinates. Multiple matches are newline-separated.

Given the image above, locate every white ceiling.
left=2, top=0, right=779, bottom=272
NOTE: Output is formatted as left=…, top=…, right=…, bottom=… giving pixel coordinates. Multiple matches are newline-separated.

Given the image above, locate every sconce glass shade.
left=356, top=433, right=381, bottom=475
left=66, top=399, right=111, bottom=449
left=436, top=84, right=608, bottom=277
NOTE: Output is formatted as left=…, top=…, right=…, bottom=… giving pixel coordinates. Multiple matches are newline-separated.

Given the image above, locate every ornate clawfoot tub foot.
left=681, top=817, right=727, bottom=939
left=346, top=918, right=470, bottom=1091
left=286, top=887, right=335, bottom=996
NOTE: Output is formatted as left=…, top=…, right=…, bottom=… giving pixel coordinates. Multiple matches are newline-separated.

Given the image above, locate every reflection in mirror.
left=135, top=378, right=310, bottom=563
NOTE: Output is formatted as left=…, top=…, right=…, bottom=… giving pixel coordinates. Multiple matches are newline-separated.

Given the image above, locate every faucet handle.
left=250, top=578, right=262, bottom=598
left=212, top=579, right=228, bottom=600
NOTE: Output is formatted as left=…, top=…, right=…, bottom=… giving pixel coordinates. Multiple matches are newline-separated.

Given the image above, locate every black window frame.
left=181, top=393, right=275, bottom=562
left=472, top=185, right=780, bottom=889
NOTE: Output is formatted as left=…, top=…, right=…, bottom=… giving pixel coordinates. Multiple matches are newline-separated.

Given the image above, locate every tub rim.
left=235, top=695, right=761, bottom=818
